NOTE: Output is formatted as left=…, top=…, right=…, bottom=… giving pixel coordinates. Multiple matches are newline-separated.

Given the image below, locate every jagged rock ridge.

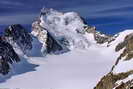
left=0, top=24, right=33, bottom=76
left=0, top=36, right=20, bottom=75
left=4, top=24, right=33, bottom=54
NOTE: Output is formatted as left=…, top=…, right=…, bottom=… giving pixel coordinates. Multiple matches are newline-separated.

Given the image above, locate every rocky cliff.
left=0, top=24, right=33, bottom=76
left=4, top=24, right=33, bottom=55
left=0, top=36, right=20, bottom=75
left=94, top=31, right=133, bottom=89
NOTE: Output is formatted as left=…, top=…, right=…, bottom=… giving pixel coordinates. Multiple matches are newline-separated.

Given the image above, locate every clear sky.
left=0, top=0, right=133, bottom=34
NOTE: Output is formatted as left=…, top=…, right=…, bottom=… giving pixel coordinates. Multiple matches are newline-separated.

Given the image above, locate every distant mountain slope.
left=94, top=30, right=133, bottom=89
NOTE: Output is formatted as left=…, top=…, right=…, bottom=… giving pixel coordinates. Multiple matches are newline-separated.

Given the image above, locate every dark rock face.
left=32, top=20, right=69, bottom=55
left=0, top=57, right=10, bottom=75
left=115, top=33, right=133, bottom=62
left=84, top=25, right=109, bottom=44
left=0, top=36, right=20, bottom=75
left=94, top=32, right=110, bottom=44
left=94, top=31, right=117, bottom=45
left=84, top=26, right=116, bottom=45
left=4, top=24, right=33, bottom=54
left=84, top=25, right=96, bottom=33
left=46, top=32, right=65, bottom=54
left=94, top=70, right=133, bottom=89
left=115, top=41, right=126, bottom=52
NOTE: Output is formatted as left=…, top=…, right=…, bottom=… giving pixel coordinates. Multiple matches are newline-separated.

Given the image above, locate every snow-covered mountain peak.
left=32, top=8, right=96, bottom=51
left=40, top=8, right=62, bottom=16
left=40, top=8, right=85, bottom=35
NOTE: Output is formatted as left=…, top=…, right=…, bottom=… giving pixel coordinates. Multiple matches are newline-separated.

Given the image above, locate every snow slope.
left=0, top=45, right=116, bottom=89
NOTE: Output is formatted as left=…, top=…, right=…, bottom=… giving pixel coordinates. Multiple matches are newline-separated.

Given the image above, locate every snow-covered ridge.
left=108, top=30, right=133, bottom=48
left=95, top=30, right=133, bottom=89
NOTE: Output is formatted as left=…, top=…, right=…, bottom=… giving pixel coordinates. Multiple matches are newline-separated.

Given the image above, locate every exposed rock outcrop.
left=84, top=25, right=96, bottom=33
left=94, top=70, right=133, bottom=89
left=84, top=25, right=117, bottom=45
left=32, top=19, right=69, bottom=56
left=115, top=33, right=133, bottom=61
left=4, top=24, right=33, bottom=54
left=0, top=36, right=20, bottom=75
left=94, top=33, right=133, bottom=89
left=94, top=31, right=111, bottom=44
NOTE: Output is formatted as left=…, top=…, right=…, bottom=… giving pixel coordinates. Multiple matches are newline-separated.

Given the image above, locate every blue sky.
left=0, top=0, right=133, bottom=34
